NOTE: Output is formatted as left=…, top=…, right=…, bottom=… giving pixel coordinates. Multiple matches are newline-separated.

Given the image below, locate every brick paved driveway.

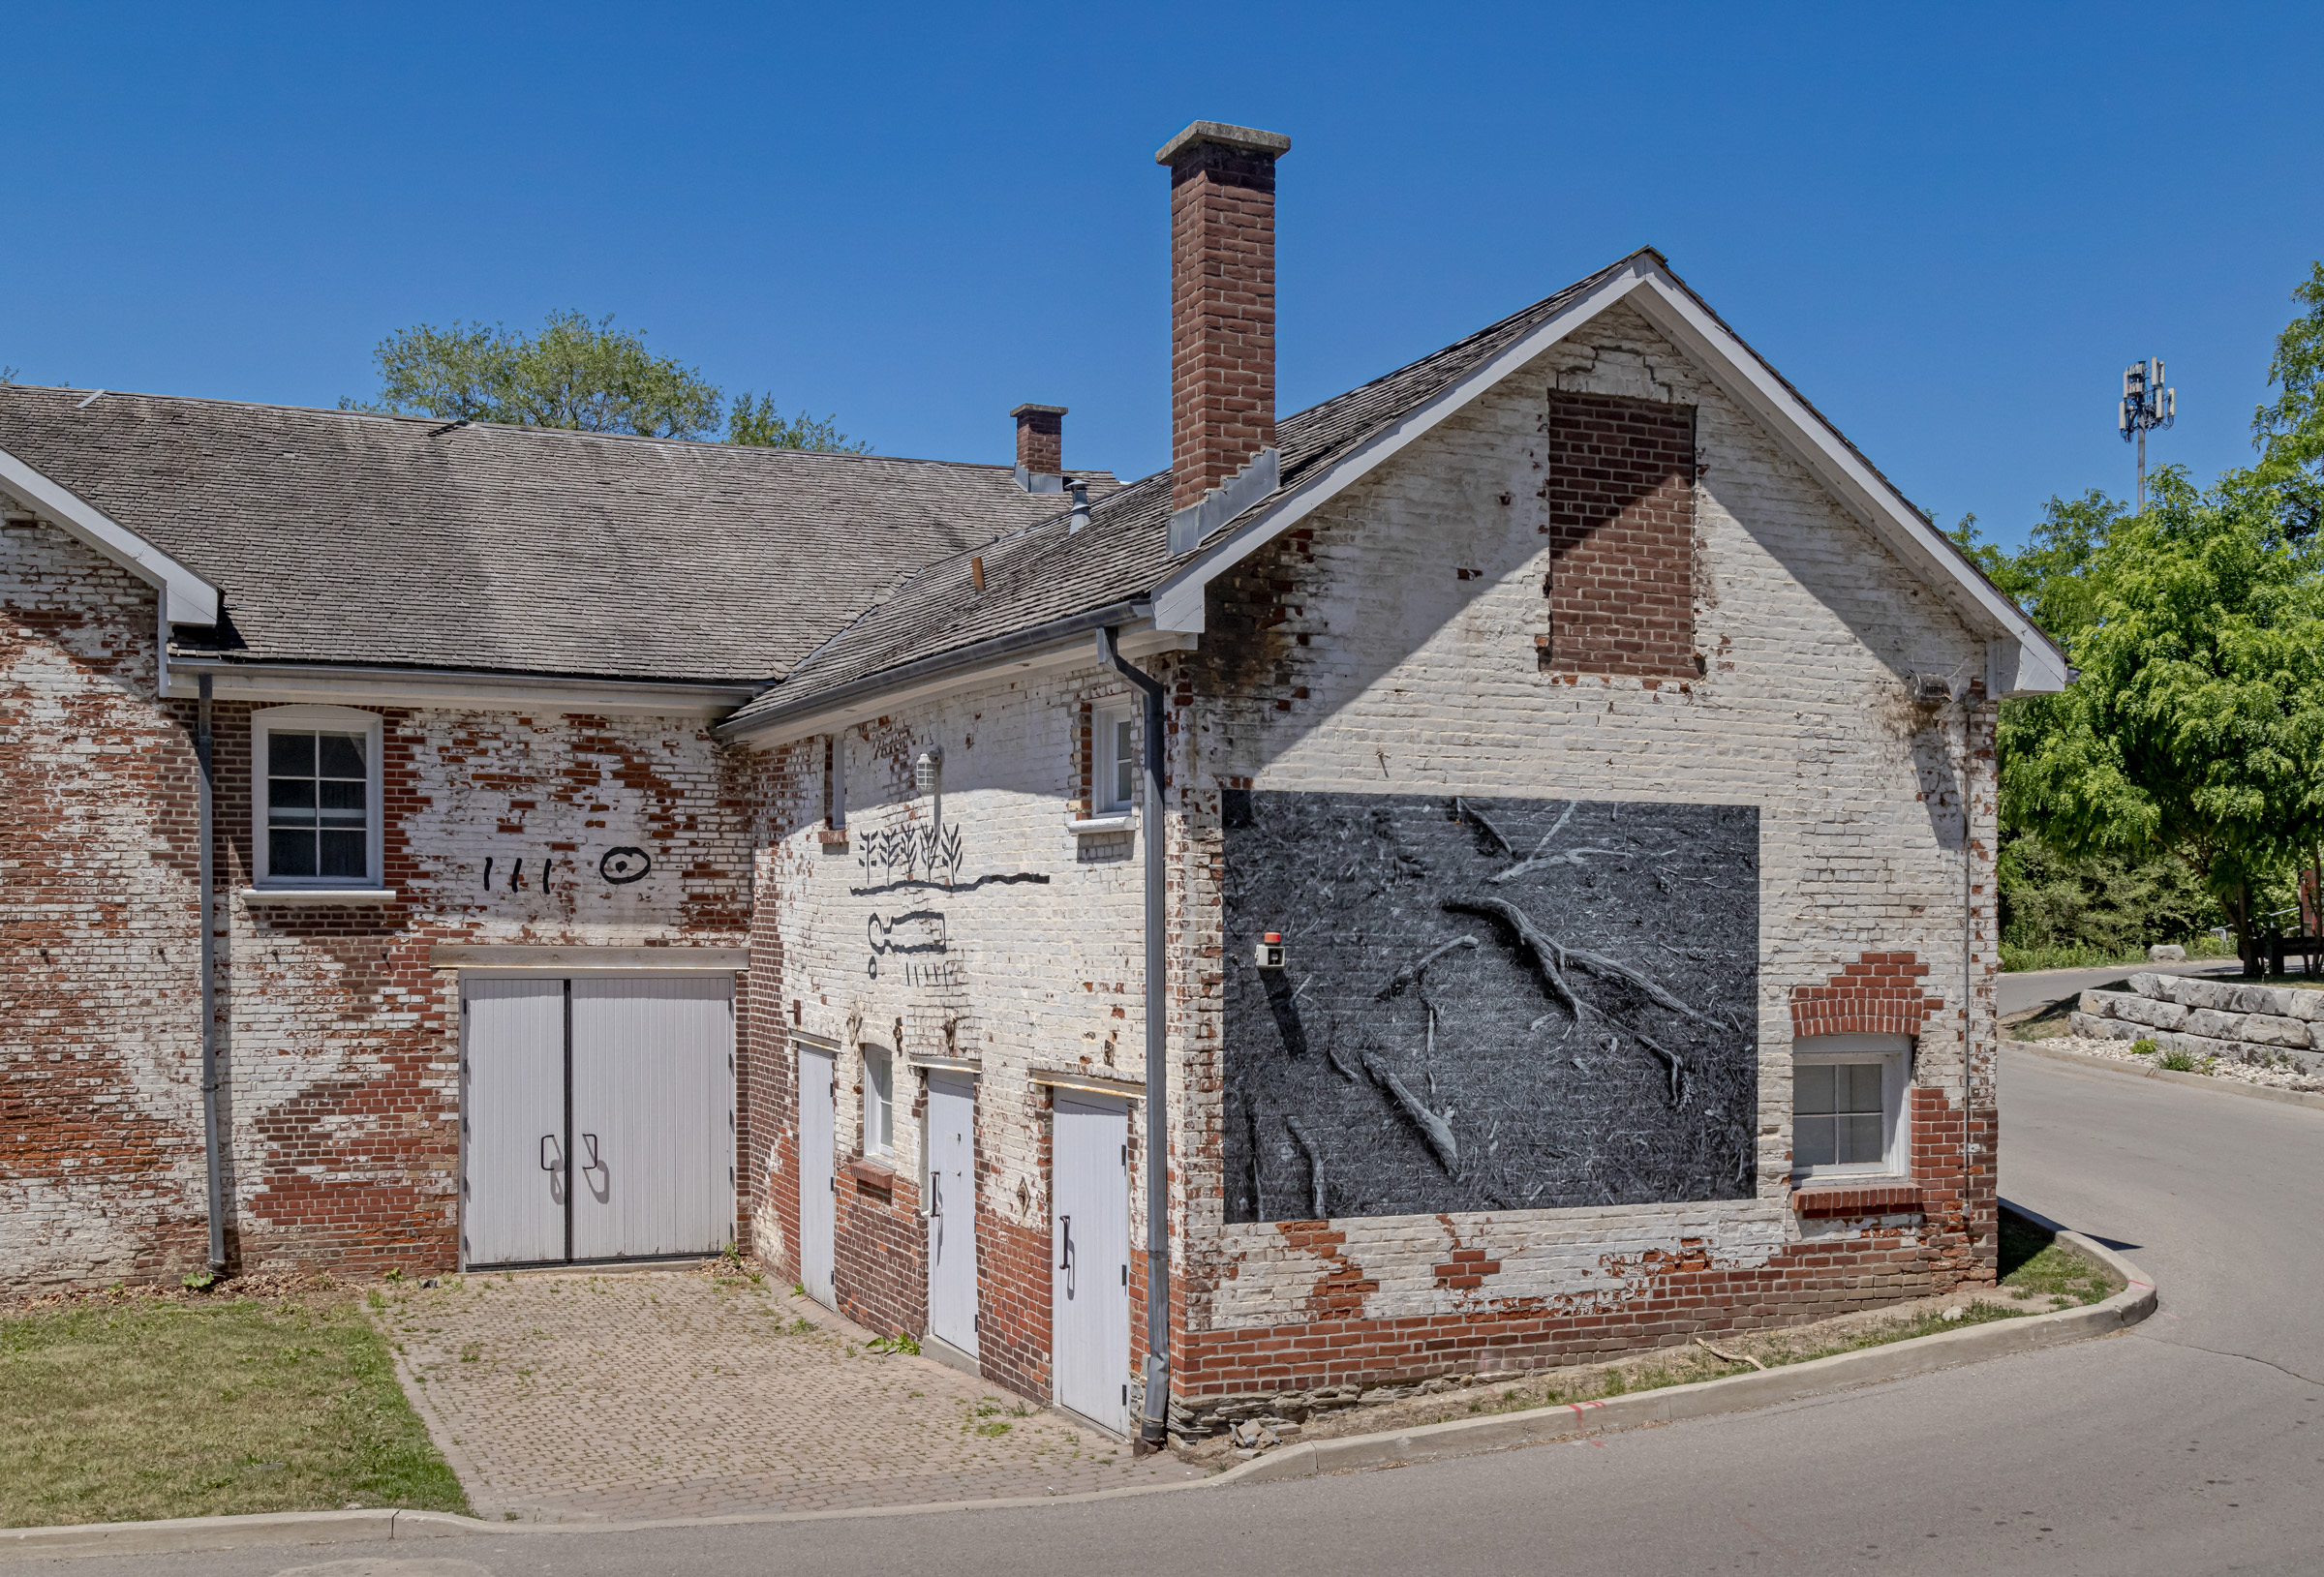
left=375, top=1266, right=1203, bottom=1522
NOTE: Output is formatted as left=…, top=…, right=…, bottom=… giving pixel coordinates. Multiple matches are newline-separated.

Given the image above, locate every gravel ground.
left=2041, top=1032, right=2324, bottom=1094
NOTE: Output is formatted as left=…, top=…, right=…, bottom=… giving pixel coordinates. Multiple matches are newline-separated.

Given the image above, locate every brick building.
left=2, top=121, right=2064, bottom=1445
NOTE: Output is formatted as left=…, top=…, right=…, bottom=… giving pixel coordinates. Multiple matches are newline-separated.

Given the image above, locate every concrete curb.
left=0, top=1206, right=2156, bottom=1560
left=2006, top=1035, right=2324, bottom=1114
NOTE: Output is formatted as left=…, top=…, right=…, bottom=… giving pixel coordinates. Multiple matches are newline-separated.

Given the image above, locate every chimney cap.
left=1154, top=120, right=1292, bottom=167
left=1009, top=404, right=1068, bottom=418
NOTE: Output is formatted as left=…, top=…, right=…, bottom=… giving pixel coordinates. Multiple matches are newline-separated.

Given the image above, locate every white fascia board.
left=1147, top=258, right=2069, bottom=698
left=167, top=659, right=762, bottom=717
left=728, top=623, right=1197, bottom=750
left=0, top=446, right=221, bottom=625
left=1148, top=258, right=1654, bottom=635
left=1616, top=271, right=2069, bottom=695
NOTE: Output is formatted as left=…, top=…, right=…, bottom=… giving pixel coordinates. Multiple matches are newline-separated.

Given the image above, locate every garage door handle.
left=581, top=1134, right=602, bottom=1172
left=539, top=1136, right=562, bottom=1172
left=1057, top=1216, right=1073, bottom=1270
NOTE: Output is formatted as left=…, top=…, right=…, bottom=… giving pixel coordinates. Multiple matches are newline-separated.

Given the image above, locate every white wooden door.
left=797, top=1045, right=837, bottom=1307
left=925, top=1073, right=979, bottom=1356
left=568, top=978, right=732, bottom=1261
left=1051, top=1094, right=1130, bottom=1432
left=461, top=979, right=567, bottom=1267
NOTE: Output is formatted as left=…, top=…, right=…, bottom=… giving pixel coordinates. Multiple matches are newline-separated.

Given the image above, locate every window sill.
left=1069, top=813, right=1137, bottom=835
left=239, top=887, right=399, bottom=905
left=1790, top=1179, right=1923, bottom=1218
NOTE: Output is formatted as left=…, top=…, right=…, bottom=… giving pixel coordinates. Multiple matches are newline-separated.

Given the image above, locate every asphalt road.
left=1995, top=957, right=2245, bottom=1019
left=54, top=1050, right=2324, bottom=1577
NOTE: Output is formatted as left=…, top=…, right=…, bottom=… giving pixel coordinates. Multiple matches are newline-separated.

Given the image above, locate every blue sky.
left=6, top=4, right=2319, bottom=549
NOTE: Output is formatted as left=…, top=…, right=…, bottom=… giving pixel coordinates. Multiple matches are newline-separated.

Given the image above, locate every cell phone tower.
left=2120, top=357, right=2176, bottom=511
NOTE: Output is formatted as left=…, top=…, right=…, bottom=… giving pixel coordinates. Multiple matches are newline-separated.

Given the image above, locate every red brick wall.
left=1166, top=136, right=1279, bottom=512
left=1541, top=391, right=1697, bottom=677
left=2, top=521, right=210, bottom=1289
left=1789, top=950, right=1936, bottom=1038
left=1175, top=1224, right=1943, bottom=1412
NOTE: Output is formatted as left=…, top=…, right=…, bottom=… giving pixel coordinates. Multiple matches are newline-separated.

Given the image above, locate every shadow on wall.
left=1222, top=790, right=1758, bottom=1222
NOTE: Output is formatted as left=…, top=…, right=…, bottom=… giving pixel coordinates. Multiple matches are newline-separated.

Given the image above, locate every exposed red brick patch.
left=1541, top=391, right=1697, bottom=678
left=1790, top=950, right=1936, bottom=1038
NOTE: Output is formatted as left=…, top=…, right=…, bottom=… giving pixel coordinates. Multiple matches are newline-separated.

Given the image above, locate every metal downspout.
left=198, top=675, right=227, bottom=1273
left=1962, top=689, right=1976, bottom=1278
left=1097, top=627, right=1171, bottom=1447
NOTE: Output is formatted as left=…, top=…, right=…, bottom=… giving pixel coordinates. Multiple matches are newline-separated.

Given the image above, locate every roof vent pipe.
left=1068, top=478, right=1090, bottom=534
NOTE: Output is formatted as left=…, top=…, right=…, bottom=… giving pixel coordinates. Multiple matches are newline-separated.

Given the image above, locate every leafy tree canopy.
left=1999, top=465, right=2324, bottom=957
left=726, top=392, right=869, bottom=453
left=2255, top=262, right=2324, bottom=482
left=347, top=312, right=867, bottom=452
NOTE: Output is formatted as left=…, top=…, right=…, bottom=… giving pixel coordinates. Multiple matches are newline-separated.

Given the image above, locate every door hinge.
left=1120, top=1263, right=1128, bottom=1287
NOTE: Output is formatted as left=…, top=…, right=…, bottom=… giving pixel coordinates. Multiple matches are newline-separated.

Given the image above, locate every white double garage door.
left=461, top=977, right=734, bottom=1269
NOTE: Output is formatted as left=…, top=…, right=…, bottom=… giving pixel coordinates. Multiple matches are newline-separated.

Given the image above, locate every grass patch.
left=0, top=1290, right=469, bottom=1529
left=2000, top=935, right=2238, bottom=973
left=1996, top=1216, right=2120, bottom=1308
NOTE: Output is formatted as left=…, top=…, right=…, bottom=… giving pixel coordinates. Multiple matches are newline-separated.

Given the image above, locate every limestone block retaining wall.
left=2069, top=972, right=2324, bottom=1075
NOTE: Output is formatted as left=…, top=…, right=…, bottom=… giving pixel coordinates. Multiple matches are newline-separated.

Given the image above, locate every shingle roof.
left=731, top=256, right=1641, bottom=724
left=0, top=385, right=1116, bottom=685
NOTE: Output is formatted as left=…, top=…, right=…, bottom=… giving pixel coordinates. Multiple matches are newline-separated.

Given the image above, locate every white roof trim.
left=1151, top=257, right=2069, bottom=697
left=0, top=443, right=221, bottom=625
left=168, top=658, right=762, bottom=717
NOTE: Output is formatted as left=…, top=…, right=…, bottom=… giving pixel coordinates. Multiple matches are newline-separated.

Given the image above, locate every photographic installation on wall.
left=1221, top=791, right=1759, bottom=1223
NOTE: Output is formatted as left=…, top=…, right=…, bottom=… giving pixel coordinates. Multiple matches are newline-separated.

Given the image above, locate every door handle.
left=581, top=1134, right=602, bottom=1172
left=539, top=1135, right=561, bottom=1171
left=1057, top=1215, right=1073, bottom=1269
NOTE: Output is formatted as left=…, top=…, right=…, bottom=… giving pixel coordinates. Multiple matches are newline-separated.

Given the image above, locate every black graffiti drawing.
left=483, top=854, right=554, bottom=893
left=1221, top=790, right=1759, bottom=1224
left=599, top=846, right=652, bottom=885
left=845, top=803, right=1047, bottom=897
left=867, top=910, right=949, bottom=955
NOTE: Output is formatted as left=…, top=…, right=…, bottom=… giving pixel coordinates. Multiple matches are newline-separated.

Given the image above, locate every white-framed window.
left=251, top=705, right=384, bottom=889
left=1092, top=704, right=1137, bottom=815
left=1791, top=1033, right=1910, bottom=1179
left=862, top=1044, right=894, bottom=1160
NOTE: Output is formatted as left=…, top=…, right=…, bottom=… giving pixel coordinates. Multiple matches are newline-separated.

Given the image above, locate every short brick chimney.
left=1157, top=121, right=1290, bottom=523
left=1011, top=403, right=1066, bottom=490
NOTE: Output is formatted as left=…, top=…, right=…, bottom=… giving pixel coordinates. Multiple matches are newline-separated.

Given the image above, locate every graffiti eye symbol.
left=599, top=846, right=652, bottom=885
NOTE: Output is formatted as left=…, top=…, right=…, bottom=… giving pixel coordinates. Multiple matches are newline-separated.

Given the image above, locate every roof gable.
left=731, top=251, right=2066, bottom=740
left=0, top=439, right=219, bottom=625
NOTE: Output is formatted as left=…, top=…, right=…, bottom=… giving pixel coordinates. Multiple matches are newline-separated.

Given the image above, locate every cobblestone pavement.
left=374, top=1266, right=1204, bottom=1521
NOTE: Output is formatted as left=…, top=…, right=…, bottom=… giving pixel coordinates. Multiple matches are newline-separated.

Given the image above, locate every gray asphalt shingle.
left=0, top=386, right=1114, bottom=684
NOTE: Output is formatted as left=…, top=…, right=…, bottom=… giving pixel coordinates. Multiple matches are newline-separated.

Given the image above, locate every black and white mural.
left=1222, top=791, right=1758, bottom=1222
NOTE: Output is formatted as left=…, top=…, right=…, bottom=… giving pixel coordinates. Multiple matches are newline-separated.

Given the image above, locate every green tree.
left=347, top=313, right=870, bottom=452
left=2001, top=467, right=2324, bottom=971
left=1949, top=490, right=2126, bottom=644
left=354, top=311, right=722, bottom=439
left=2254, top=262, right=2324, bottom=480
left=725, top=392, right=870, bottom=453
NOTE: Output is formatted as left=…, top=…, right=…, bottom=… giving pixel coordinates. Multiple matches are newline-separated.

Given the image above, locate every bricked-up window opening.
left=863, top=1046, right=894, bottom=1160
left=251, top=705, right=384, bottom=888
left=1093, top=705, right=1136, bottom=815
left=1792, top=1034, right=1909, bottom=1179
left=1543, top=392, right=1697, bottom=677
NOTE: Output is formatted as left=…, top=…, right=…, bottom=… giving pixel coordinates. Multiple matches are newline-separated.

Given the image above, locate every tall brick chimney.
left=1011, top=403, right=1065, bottom=490
left=1158, top=120, right=1290, bottom=525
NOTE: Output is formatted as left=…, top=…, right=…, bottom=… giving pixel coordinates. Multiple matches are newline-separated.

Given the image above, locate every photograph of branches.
left=1221, top=790, right=1759, bottom=1222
